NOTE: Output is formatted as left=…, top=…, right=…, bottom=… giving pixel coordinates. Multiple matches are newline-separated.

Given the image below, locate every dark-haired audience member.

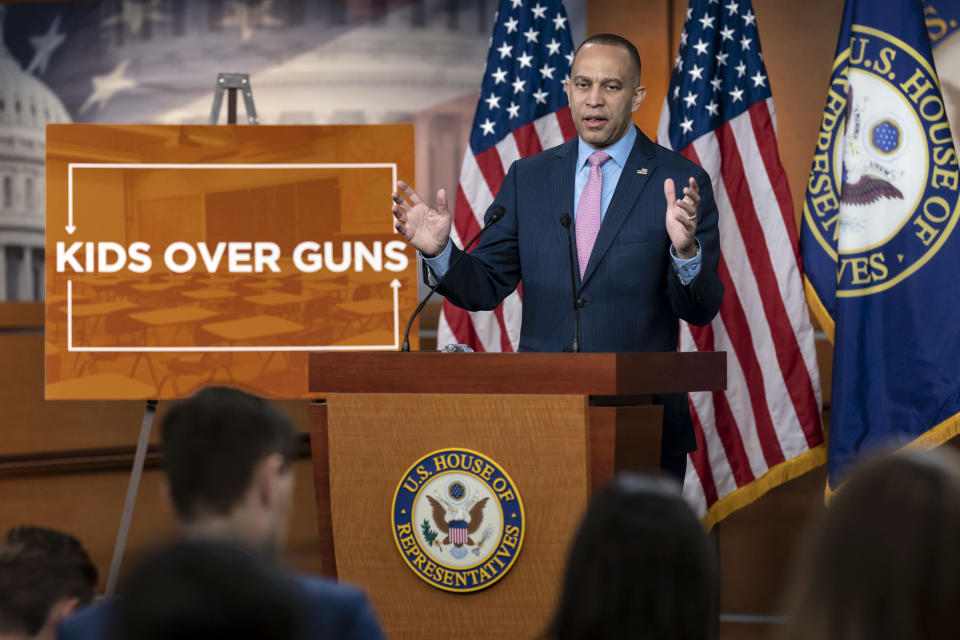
left=0, top=526, right=97, bottom=640
left=59, top=386, right=384, bottom=640
left=111, top=541, right=305, bottom=640
left=544, top=473, right=718, bottom=640
left=781, top=448, right=960, bottom=640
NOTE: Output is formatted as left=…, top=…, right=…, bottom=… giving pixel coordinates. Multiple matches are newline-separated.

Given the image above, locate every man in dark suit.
left=391, top=34, right=723, bottom=479
left=58, top=387, right=384, bottom=640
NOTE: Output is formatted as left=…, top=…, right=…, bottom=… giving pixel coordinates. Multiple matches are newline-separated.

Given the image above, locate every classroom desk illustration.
left=333, top=299, right=396, bottom=328
left=331, top=329, right=397, bottom=347
left=130, top=306, right=220, bottom=343
left=46, top=372, right=158, bottom=400
left=60, top=301, right=140, bottom=342
left=201, top=314, right=305, bottom=342
left=201, top=315, right=306, bottom=375
left=181, top=288, right=239, bottom=302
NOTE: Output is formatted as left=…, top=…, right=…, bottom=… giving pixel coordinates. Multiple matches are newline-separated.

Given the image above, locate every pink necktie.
left=575, top=150, right=611, bottom=279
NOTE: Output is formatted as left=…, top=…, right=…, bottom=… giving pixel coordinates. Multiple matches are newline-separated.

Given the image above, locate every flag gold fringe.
left=823, top=409, right=960, bottom=504
left=702, top=444, right=827, bottom=530
left=803, top=276, right=834, bottom=344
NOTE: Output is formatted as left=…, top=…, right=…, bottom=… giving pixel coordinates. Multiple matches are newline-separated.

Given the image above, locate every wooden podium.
left=308, top=352, right=725, bottom=639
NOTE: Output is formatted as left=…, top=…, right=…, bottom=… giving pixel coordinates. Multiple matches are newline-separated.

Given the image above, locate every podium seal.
left=391, top=448, right=525, bottom=593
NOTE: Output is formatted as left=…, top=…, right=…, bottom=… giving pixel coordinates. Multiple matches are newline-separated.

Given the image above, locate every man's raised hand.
left=392, top=180, right=453, bottom=258
left=664, top=177, right=700, bottom=259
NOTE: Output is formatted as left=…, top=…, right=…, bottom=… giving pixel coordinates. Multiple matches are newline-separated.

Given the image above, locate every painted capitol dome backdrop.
left=0, top=6, right=70, bottom=301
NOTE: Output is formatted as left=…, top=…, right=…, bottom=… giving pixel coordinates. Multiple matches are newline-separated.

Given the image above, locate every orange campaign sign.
left=45, top=124, right=419, bottom=400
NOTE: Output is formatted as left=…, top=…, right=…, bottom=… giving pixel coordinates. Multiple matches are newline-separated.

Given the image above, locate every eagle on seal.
left=426, top=496, right=489, bottom=547
left=840, top=86, right=904, bottom=206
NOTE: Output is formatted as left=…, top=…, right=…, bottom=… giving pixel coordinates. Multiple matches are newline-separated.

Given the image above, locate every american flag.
left=449, top=520, right=469, bottom=546
left=436, top=0, right=576, bottom=351
left=656, top=0, right=824, bottom=524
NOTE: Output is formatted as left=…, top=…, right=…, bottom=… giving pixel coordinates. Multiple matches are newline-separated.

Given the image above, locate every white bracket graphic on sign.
left=65, top=162, right=404, bottom=352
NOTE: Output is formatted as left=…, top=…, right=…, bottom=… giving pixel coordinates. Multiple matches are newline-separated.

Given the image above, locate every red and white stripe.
left=657, top=97, right=824, bottom=519
left=437, top=107, right=577, bottom=351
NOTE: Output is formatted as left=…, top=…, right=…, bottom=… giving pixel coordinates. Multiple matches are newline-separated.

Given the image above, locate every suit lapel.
left=579, top=128, right=658, bottom=289
left=551, top=138, right=579, bottom=270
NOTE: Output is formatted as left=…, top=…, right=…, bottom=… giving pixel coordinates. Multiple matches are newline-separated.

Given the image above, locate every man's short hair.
left=574, top=33, right=643, bottom=83
left=161, top=386, right=297, bottom=521
left=0, top=526, right=97, bottom=636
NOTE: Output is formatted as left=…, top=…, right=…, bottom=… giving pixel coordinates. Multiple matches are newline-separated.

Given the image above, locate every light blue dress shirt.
left=424, top=129, right=702, bottom=284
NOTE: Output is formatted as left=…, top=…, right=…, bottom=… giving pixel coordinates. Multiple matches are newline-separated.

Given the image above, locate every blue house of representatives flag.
left=801, top=0, right=960, bottom=488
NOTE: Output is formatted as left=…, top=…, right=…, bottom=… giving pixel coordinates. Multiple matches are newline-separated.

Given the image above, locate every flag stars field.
left=441, top=0, right=575, bottom=358
left=657, top=0, right=823, bottom=524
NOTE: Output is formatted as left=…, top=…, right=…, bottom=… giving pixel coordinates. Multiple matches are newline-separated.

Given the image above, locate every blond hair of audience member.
left=782, top=448, right=960, bottom=640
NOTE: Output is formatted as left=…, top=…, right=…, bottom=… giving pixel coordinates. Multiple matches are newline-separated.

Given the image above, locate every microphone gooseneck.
left=560, top=213, right=580, bottom=353
left=401, top=205, right=506, bottom=352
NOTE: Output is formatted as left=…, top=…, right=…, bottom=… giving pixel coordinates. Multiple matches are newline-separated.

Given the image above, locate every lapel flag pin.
left=637, top=168, right=648, bottom=175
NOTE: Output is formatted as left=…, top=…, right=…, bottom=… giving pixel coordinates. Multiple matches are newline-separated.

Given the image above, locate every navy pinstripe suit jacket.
left=432, top=127, right=724, bottom=456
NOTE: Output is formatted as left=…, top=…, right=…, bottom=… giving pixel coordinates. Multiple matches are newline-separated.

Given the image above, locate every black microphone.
left=559, top=213, right=580, bottom=353
left=401, top=205, right=506, bottom=352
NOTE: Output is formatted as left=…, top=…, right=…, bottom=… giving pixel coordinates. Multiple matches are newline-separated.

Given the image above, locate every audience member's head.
left=545, top=473, right=718, bottom=640
left=112, top=540, right=304, bottom=640
left=161, top=386, right=297, bottom=557
left=782, top=448, right=960, bottom=640
left=0, top=526, right=97, bottom=640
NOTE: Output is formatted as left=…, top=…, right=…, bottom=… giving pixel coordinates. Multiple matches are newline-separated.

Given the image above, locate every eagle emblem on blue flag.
left=801, top=0, right=960, bottom=489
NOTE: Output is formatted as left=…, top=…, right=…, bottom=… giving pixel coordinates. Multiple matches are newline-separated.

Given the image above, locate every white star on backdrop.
left=492, top=67, right=508, bottom=84
left=546, top=39, right=562, bottom=55
left=26, top=15, right=65, bottom=75
left=743, top=10, right=756, bottom=26
left=498, top=43, right=513, bottom=59
left=735, top=61, right=747, bottom=77
left=512, top=78, right=526, bottom=93
left=693, top=39, right=709, bottom=56
left=680, top=117, right=694, bottom=133
left=699, top=12, right=716, bottom=29
left=720, top=26, right=735, bottom=42
left=507, top=102, right=521, bottom=118
left=751, top=71, right=767, bottom=87
left=726, top=1, right=739, bottom=15
left=716, top=51, right=729, bottom=66
left=531, top=3, right=547, bottom=19
left=518, top=52, right=534, bottom=68
left=683, top=91, right=698, bottom=108
left=539, top=64, right=555, bottom=80
left=524, top=27, right=539, bottom=43
left=504, top=17, right=519, bottom=34
left=510, top=0, right=523, bottom=9
left=740, top=36, right=752, bottom=50
left=533, top=89, right=549, bottom=104
left=729, top=87, right=744, bottom=102
left=485, top=93, right=501, bottom=110
left=710, top=76, right=723, bottom=91
left=706, top=100, right=720, bottom=116
left=222, top=0, right=281, bottom=42
left=480, top=118, right=496, bottom=135
left=688, top=64, right=704, bottom=80
left=81, top=59, right=137, bottom=113
left=553, top=13, right=568, bottom=30
left=101, top=0, right=168, bottom=37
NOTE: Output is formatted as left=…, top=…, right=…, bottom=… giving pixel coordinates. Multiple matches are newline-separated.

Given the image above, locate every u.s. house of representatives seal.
left=804, top=25, right=959, bottom=297
left=391, top=448, right=525, bottom=593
